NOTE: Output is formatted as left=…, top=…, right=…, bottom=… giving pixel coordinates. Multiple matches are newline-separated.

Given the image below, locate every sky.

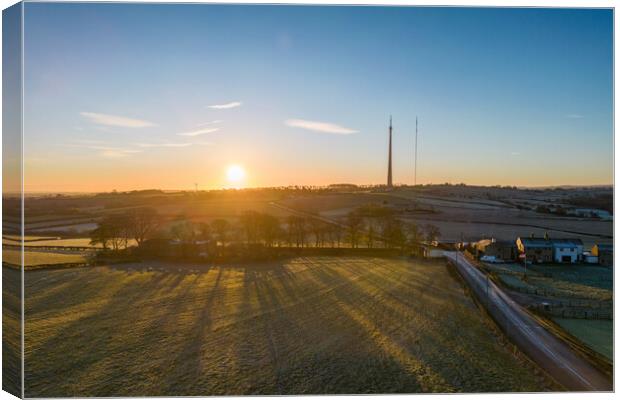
left=20, top=4, right=613, bottom=192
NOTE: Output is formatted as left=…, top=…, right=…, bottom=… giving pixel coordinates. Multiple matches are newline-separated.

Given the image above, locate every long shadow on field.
left=228, top=261, right=428, bottom=394
left=223, top=264, right=319, bottom=395
left=305, top=262, right=537, bottom=393
left=160, top=268, right=223, bottom=394
left=319, top=268, right=480, bottom=391
left=305, top=263, right=463, bottom=392
left=85, top=272, right=206, bottom=396
left=300, top=263, right=427, bottom=393
left=24, top=271, right=193, bottom=397
left=3, top=266, right=22, bottom=397
left=25, top=268, right=173, bottom=318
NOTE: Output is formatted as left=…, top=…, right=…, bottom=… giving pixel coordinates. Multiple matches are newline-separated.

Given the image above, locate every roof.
left=518, top=237, right=583, bottom=248
left=550, top=239, right=583, bottom=248
left=489, top=240, right=517, bottom=247
left=518, top=237, right=552, bottom=248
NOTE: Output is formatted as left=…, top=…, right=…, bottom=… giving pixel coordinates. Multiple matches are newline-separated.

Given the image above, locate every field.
left=23, top=193, right=295, bottom=234
left=491, top=263, right=613, bottom=302
left=3, top=237, right=102, bottom=248
left=19, top=186, right=612, bottom=248
left=3, top=263, right=21, bottom=396
left=21, top=257, right=553, bottom=396
left=485, top=262, right=613, bottom=360
left=277, top=188, right=612, bottom=247
left=552, top=319, right=613, bottom=361
left=3, top=249, right=89, bottom=268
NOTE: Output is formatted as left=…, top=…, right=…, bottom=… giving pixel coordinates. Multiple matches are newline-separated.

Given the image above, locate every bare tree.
left=378, top=215, right=394, bottom=248
left=423, top=223, right=441, bottom=243
left=285, top=215, right=297, bottom=247
left=239, top=210, right=261, bottom=244
left=211, top=219, right=230, bottom=246
left=170, top=220, right=199, bottom=258
left=96, top=214, right=130, bottom=251
left=345, top=212, right=364, bottom=248
left=89, top=224, right=111, bottom=250
left=390, top=219, right=407, bottom=250
left=259, top=213, right=282, bottom=247
left=327, top=223, right=343, bottom=248
left=198, top=222, right=212, bottom=242
left=366, top=220, right=376, bottom=248
left=171, top=220, right=196, bottom=244
left=286, top=216, right=308, bottom=247
left=406, top=222, right=422, bottom=245
left=128, top=208, right=160, bottom=246
left=309, top=218, right=326, bottom=247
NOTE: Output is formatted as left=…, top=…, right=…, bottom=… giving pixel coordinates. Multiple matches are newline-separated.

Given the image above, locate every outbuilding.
left=476, top=239, right=518, bottom=262
left=582, top=252, right=598, bottom=264
left=592, top=244, right=613, bottom=267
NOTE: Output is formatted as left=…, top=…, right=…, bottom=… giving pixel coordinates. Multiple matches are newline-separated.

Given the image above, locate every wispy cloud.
left=207, top=101, right=242, bottom=110
left=100, top=149, right=142, bottom=158
left=285, top=119, right=358, bottom=135
left=80, top=112, right=157, bottom=128
left=62, top=142, right=143, bottom=158
left=70, top=139, right=107, bottom=145
left=177, top=127, right=220, bottom=137
left=196, top=120, right=222, bottom=127
left=566, top=114, right=585, bottom=119
left=136, top=142, right=194, bottom=148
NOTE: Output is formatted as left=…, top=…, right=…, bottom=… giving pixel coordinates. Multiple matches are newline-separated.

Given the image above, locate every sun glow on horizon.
left=226, top=164, right=246, bottom=187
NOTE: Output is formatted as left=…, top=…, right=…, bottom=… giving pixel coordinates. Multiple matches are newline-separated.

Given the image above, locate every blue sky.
left=22, top=4, right=613, bottom=192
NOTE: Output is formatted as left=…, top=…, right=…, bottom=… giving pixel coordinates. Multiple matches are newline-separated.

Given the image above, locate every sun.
left=226, top=165, right=246, bottom=185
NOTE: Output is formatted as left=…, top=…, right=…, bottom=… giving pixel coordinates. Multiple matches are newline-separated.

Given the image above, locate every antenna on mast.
left=414, top=116, right=418, bottom=187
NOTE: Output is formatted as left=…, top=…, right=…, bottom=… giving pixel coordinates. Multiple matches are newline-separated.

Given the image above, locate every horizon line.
left=12, top=182, right=614, bottom=196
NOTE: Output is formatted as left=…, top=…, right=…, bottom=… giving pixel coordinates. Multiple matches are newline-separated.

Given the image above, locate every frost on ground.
left=20, top=257, right=555, bottom=396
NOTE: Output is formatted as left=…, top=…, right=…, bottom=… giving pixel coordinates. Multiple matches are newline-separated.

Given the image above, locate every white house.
left=551, top=239, right=584, bottom=263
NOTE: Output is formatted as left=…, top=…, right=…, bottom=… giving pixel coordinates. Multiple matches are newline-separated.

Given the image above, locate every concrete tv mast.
left=387, top=116, right=393, bottom=188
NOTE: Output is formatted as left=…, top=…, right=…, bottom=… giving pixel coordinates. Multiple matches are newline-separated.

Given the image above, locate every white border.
left=0, top=1, right=616, bottom=400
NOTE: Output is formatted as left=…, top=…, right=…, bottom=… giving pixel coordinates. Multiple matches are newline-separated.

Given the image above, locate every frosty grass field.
left=15, top=256, right=557, bottom=396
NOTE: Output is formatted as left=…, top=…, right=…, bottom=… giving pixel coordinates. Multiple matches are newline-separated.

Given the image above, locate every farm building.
left=419, top=243, right=445, bottom=258
left=551, top=239, right=583, bottom=263
left=592, top=244, right=613, bottom=267
left=516, top=237, right=553, bottom=263
left=414, top=242, right=455, bottom=258
left=582, top=252, right=598, bottom=264
left=571, top=208, right=612, bottom=220
left=475, top=239, right=517, bottom=262
left=517, top=236, right=586, bottom=264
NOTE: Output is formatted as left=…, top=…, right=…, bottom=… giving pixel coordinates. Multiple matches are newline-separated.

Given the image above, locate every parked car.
left=480, top=255, right=500, bottom=263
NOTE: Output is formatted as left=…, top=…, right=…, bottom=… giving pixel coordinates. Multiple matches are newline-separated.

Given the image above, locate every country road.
left=446, top=251, right=612, bottom=391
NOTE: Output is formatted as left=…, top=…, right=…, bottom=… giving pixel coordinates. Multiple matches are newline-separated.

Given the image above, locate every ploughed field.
left=21, top=257, right=553, bottom=396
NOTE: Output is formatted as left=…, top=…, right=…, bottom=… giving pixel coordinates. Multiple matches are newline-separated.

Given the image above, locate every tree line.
left=89, top=204, right=441, bottom=254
